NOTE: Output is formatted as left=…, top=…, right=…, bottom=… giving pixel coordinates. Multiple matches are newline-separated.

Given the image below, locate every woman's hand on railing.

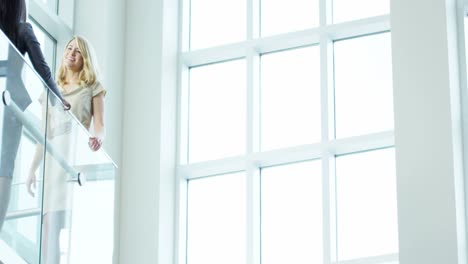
left=26, top=170, right=37, bottom=197
left=89, top=136, right=103, bottom=151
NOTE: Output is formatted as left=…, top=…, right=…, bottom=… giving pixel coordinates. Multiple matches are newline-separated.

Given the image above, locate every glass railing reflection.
left=38, top=95, right=116, bottom=264
left=0, top=30, right=46, bottom=264
left=0, top=29, right=116, bottom=264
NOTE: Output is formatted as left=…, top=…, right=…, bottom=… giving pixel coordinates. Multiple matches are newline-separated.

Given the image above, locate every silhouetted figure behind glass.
left=0, top=0, right=69, bottom=233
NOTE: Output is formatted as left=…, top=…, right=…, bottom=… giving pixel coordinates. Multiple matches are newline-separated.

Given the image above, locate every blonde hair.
left=57, top=35, right=100, bottom=87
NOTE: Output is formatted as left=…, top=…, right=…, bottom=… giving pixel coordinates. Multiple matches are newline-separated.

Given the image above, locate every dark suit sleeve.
left=19, top=23, right=63, bottom=101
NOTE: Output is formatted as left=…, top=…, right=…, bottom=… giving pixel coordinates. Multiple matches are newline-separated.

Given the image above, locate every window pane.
left=261, top=0, right=319, bottom=37
left=261, top=161, right=322, bottom=264
left=336, top=148, right=398, bottom=260
left=39, top=0, right=58, bottom=14
left=334, top=33, right=393, bottom=138
left=189, top=60, right=246, bottom=163
left=261, top=46, right=321, bottom=151
left=190, top=0, right=246, bottom=50
left=29, top=21, right=55, bottom=68
left=333, top=0, right=389, bottom=24
left=187, top=173, right=246, bottom=264
left=27, top=22, right=56, bottom=117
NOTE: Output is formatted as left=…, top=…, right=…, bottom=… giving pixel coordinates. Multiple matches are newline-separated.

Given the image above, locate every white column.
left=119, top=0, right=178, bottom=263
left=391, top=0, right=466, bottom=263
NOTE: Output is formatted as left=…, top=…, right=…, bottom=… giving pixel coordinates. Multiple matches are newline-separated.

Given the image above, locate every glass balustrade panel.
left=41, top=71, right=116, bottom=264
left=0, top=29, right=50, bottom=264
left=0, top=30, right=117, bottom=264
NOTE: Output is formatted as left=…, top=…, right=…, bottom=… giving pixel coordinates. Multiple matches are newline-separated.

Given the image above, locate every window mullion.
left=179, top=65, right=190, bottom=165
left=246, top=164, right=260, bottom=264
left=323, top=153, right=337, bottom=264
left=181, top=0, right=191, bottom=52
left=247, top=0, right=260, bottom=40
left=246, top=31, right=260, bottom=261
left=319, top=0, right=332, bottom=27
left=29, top=0, right=72, bottom=43
left=320, top=29, right=334, bottom=263
left=247, top=47, right=260, bottom=155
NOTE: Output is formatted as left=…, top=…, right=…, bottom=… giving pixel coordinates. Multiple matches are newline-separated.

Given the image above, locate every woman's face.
left=63, top=39, right=84, bottom=72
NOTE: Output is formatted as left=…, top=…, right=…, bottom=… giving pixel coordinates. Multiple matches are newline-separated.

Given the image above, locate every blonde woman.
left=26, top=35, right=106, bottom=264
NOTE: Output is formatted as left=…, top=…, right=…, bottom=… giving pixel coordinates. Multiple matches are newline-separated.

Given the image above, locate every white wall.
left=74, top=0, right=178, bottom=262
left=119, top=0, right=161, bottom=262
left=119, top=0, right=178, bottom=263
left=391, top=0, right=466, bottom=263
left=73, top=0, right=125, bottom=164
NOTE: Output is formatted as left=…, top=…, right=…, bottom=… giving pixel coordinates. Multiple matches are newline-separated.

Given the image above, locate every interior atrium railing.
left=0, top=30, right=116, bottom=264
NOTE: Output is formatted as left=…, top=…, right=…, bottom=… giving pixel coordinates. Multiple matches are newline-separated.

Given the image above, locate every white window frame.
left=175, top=0, right=396, bottom=263
left=29, top=0, right=73, bottom=53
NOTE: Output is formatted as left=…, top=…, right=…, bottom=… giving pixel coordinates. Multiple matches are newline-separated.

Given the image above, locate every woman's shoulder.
left=90, top=81, right=106, bottom=97
left=91, top=81, right=102, bottom=88
left=79, top=81, right=106, bottom=97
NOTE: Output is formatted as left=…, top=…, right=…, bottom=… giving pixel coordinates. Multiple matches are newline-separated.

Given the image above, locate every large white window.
left=189, top=0, right=246, bottom=49
left=334, top=33, right=393, bottom=138
left=177, top=1, right=397, bottom=264
left=261, top=161, right=322, bottom=264
left=188, top=60, right=246, bottom=163
left=261, top=0, right=319, bottom=37
left=335, top=148, right=398, bottom=261
left=187, top=172, right=247, bottom=264
left=260, top=46, right=321, bottom=151
left=332, top=0, right=389, bottom=24
left=29, top=20, right=56, bottom=67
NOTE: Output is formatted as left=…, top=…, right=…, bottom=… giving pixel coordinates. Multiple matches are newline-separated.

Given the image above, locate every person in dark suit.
left=0, top=0, right=70, bottom=232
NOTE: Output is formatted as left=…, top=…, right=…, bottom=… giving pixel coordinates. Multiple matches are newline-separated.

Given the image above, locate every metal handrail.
left=2, top=90, right=83, bottom=185
left=4, top=208, right=41, bottom=221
